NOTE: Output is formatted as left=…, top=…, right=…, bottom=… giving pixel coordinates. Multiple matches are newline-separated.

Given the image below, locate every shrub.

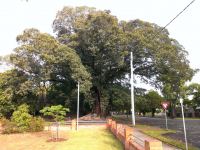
left=11, top=104, right=32, bottom=132
left=1, top=104, right=45, bottom=134
left=2, top=121, right=20, bottom=134
left=0, top=117, right=9, bottom=127
left=29, top=117, right=45, bottom=132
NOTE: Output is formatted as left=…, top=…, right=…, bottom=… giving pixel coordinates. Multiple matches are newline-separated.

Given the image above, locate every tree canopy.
left=0, top=6, right=195, bottom=117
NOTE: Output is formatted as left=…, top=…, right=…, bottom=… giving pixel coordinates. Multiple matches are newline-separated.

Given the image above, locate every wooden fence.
left=107, top=119, right=163, bottom=150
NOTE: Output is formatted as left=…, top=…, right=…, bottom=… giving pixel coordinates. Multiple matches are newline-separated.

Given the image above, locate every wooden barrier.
left=125, top=126, right=133, bottom=150
left=111, top=120, right=117, bottom=134
left=107, top=119, right=163, bottom=150
left=107, top=119, right=112, bottom=129
left=145, top=140, right=163, bottom=150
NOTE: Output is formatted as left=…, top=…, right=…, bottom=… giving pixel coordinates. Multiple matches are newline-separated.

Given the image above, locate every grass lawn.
left=0, top=126, right=123, bottom=150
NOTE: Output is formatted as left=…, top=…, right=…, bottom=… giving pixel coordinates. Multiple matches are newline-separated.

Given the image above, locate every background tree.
left=135, top=96, right=149, bottom=116
left=53, top=7, right=127, bottom=116
left=109, top=84, right=131, bottom=115
left=145, top=90, right=162, bottom=117
left=53, top=7, right=195, bottom=116
left=186, top=83, right=200, bottom=108
left=9, top=28, right=91, bottom=114
left=0, top=6, right=195, bottom=118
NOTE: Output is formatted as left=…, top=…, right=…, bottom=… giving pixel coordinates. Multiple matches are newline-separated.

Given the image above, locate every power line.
left=161, top=0, right=196, bottom=32
left=150, top=0, right=196, bottom=40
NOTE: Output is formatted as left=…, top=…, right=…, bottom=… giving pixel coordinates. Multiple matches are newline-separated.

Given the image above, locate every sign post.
left=180, top=98, right=188, bottom=150
left=161, top=101, right=170, bottom=130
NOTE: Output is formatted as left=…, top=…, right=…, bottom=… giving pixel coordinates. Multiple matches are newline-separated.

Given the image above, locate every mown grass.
left=0, top=127, right=123, bottom=150
left=62, top=127, right=123, bottom=150
left=134, top=124, right=199, bottom=150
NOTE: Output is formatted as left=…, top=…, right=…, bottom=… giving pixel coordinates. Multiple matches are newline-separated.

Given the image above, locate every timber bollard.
left=145, top=139, right=163, bottom=150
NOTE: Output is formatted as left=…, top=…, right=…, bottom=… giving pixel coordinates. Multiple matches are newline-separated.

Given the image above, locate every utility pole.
left=130, top=52, right=135, bottom=126
left=76, top=82, right=80, bottom=131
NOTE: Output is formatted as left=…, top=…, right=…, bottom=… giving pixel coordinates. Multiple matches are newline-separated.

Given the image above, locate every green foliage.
left=145, top=90, right=162, bottom=117
left=135, top=96, right=150, bottom=116
left=53, top=6, right=194, bottom=115
left=0, top=90, right=14, bottom=118
left=2, top=104, right=45, bottom=133
left=110, top=85, right=131, bottom=112
left=11, top=104, right=32, bottom=131
left=40, top=105, right=69, bottom=122
left=0, top=6, right=195, bottom=117
left=187, top=83, right=200, bottom=106
left=135, top=90, right=162, bottom=116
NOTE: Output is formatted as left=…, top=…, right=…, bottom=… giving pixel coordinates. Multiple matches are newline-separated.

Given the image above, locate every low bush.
left=1, top=104, right=45, bottom=134
left=29, top=117, right=45, bottom=132
left=2, top=121, right=21, bottom=134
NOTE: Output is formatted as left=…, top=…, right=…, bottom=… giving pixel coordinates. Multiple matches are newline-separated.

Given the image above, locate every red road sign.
left=161, top=101, right=170, bottom=110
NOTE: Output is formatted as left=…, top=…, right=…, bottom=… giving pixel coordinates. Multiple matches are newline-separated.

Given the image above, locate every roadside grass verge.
left=175, top=117, right=200, bottom=120
left=111, top=116, right=199, bottom=150
left=134, top=125, right=199, bottom=150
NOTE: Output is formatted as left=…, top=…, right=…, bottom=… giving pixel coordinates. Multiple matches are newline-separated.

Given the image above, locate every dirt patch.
left=46, top=138, right=67, bottom=142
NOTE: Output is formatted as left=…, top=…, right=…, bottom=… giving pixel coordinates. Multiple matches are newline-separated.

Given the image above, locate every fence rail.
left=107, top=118, right=163, bottom=150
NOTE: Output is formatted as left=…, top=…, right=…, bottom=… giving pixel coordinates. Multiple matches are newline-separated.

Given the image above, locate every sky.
left=0, top=0, right=200, bottom=87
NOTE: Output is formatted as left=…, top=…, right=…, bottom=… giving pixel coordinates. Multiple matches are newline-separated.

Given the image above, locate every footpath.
left=133, top=129, right=181, bottom=150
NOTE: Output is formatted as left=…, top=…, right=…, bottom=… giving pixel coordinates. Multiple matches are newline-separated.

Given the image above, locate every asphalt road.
left=136, top=117, right=200, bottom=148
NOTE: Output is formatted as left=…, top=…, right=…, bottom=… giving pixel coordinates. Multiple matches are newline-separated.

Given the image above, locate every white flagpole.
left=130, top=52, right=135, bottom=126
left=77, top=82, right=80, bottom=131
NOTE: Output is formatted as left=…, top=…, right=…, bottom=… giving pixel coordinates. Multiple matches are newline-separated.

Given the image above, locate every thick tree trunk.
left=170, top=102, right=176, bottom=118
left=151, top=109, right=155, bottom=117
left=92, top=86, right=101, bottom=116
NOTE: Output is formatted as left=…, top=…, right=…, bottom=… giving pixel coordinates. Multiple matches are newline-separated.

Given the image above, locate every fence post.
left=113, top=121, right=117, bottom=135
left=71, top=119, right=76, bottom=130
left=107, top=119, right=112, bottom=129
left=145, top=140, right=163, bottom=150
left=124, top=126, right=132, bottom=150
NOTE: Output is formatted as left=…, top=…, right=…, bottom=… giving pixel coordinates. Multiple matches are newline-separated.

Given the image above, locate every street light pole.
left=180, top=98, right=188, bottom=150
left=130, top=52, right=135, bottom=126
left=77, top=82, right=80, bottom=131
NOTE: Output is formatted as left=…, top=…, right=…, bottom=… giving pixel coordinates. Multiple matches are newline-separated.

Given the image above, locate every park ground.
left=0, top=126, right=123, bottom=150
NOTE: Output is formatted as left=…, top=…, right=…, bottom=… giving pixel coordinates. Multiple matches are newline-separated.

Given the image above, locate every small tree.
left=40, top=105, right=69, bottom=139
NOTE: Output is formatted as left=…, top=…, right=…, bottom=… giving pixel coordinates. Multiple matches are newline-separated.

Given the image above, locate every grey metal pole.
left=130, top=52, right=135, bottom=126
left=165, top=109, right=168, bottom=130
left=180, top=99, right=188, bottom=150
left=77, top=82, right=80, bottom=131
